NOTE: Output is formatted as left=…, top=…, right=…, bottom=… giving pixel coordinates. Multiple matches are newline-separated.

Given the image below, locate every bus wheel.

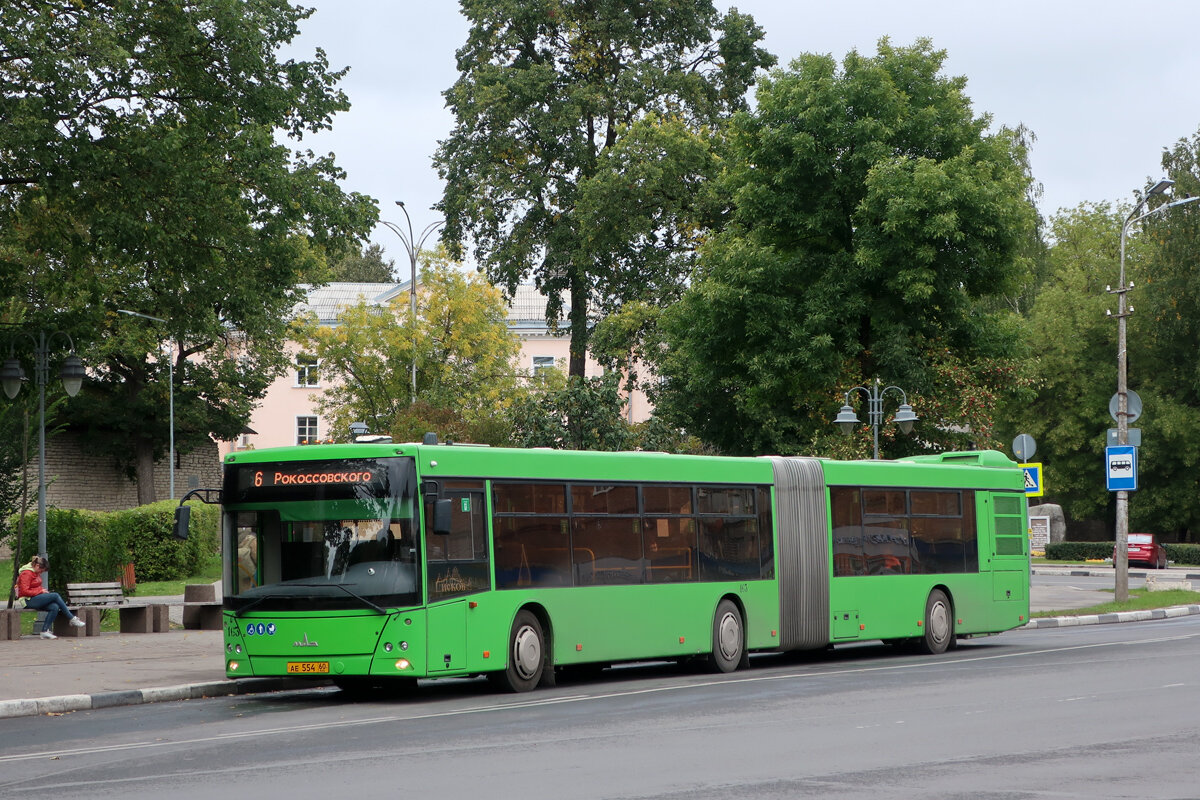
left=493, top=610, right=545, bottom=692
left=707, top=599, right=745, bottom=674
left=918, top=589, right=954, bottom=655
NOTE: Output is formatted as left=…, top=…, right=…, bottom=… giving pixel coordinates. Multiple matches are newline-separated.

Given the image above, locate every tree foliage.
left=0, top=0, right=376, bottom=501
left=435, top=0, right=774, bottom=378
left=996, top=203, right=1119, bottom=524
left=329, top=242, right=396, bottom=282
left=654, top=39, right=1038, bottom=457
left=294, top=256, right=522, bottom=444
left=1125, top=131, right=1200, bottom=539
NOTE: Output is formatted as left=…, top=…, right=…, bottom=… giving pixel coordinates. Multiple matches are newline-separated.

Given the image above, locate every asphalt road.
left=4, top=613, right=1199, bottom=799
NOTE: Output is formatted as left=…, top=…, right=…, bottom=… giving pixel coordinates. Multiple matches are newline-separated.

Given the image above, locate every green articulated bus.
left=214, top=441, right=1030, bottom=693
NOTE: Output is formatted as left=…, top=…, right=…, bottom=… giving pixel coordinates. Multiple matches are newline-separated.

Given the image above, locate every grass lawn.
left=1030, top=587, right=1200, bottom=618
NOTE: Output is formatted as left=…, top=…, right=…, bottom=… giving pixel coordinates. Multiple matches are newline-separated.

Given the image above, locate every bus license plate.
left=286, top=661, right=330, bottom=674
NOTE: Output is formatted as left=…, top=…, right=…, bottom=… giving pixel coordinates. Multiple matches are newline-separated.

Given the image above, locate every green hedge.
left=1044, top=542, right=1114, bottom=562
left=1167, top=543, right=1200, bottom=566
left=1045, top=541, right=1200, bottom=566
left=4, top=500, right=219, bottom=593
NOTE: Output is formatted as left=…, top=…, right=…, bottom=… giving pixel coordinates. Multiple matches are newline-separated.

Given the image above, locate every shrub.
left=1045, top=541, right=1200, bottom=566
left=4, top=508, right=125, bottom=594
left=1166, top=543, right=1200, bottom=566
left=4, top=500, right=220, bottom=590
left=1044, top=541, right=1114, bottom=561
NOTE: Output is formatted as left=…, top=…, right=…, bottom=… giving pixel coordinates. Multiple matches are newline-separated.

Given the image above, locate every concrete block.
left=184, top=584, right=216, bottom=603
left=118, top=605, right=154, bottom=633
left=183, top=603, right=223, bottom=630
left=52, top=614, right=87, bottom=638
left=1146, top=575, right=1192, bottom=592
left=0, top=609, right=22, bottom=640
left=150, top=604, right=170, bottom=632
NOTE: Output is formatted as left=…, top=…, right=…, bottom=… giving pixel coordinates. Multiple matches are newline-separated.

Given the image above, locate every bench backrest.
left=66, top=582, right=126, bottom=606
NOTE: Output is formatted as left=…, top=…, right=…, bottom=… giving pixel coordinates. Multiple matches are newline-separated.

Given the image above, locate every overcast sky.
left=288, top=1, right=1200, bottom=262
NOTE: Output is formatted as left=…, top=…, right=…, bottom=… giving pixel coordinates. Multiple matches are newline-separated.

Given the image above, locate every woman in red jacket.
left=17, top=555, right=85, bottom=639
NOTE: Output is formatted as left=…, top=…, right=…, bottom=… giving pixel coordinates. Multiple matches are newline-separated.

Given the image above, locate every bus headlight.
left=394, top=659, right=411, bottom=671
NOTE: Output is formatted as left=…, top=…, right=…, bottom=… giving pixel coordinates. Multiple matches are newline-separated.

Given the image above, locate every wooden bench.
left=66, top=582, right=168, bottom=634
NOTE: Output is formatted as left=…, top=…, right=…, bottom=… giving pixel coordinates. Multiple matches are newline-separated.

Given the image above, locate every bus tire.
left=918, top=589, right=954, bottom=655
left=493, top=609, right=545, bottom=693
left=707, top=599, right=745, bottom=674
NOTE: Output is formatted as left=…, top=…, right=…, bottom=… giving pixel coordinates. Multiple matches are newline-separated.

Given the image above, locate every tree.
left=435, top=0, right=774, bottom=378
left=0, top=0, right=377, bottom=502
left=1126, top=130, right=1200, bottom=540
left=294, top=256, right=522, bottom=444
left=509, top=371, right=632, bottom=451
left=996, top=203, right=1121, bottom=525
left=329, top=242, right=396, bottom=282
left=655, top=39, right=1037, bottom=456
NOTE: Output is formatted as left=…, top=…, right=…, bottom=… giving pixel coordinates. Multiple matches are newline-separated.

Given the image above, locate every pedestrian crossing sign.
left=1020, top=463, right=1043, bottom=497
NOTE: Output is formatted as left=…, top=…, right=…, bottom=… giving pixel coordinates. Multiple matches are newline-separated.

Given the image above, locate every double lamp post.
left=379, top=201, right=443, bottom=404
left=1, top=331, right=86, bottom=587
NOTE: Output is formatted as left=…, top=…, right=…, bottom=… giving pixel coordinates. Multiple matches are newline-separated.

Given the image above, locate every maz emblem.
left=293, top=633, right=319, bottom=647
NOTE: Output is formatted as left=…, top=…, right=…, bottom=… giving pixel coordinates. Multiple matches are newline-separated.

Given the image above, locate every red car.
left=1114, top=533, right=1168, bottom=569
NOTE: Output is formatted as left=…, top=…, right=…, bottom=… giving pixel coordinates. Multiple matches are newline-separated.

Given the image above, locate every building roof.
left=297, top=281, right=569, bottom=334
left=295, top=282, right=407, bottom=325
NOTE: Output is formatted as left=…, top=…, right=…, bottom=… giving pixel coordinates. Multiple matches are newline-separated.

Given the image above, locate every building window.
left=295, top=354, right=320, bottom=387
left=532, top=356, right=555, bottom=377
left=297, top=416, right=318, bottom=445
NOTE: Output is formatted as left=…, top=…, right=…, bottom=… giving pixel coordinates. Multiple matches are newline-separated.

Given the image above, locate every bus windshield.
left=223, top=456, right=421, bottom=612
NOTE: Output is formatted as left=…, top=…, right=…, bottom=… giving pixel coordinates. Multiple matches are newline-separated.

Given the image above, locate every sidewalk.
left=2, top=569, right=1199, bottom=719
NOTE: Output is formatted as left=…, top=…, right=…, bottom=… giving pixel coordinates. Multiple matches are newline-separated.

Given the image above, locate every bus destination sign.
left=225, top=458, right=401, bottom=504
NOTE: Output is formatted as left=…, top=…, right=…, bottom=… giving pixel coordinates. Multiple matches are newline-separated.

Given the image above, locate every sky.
left=286, top=0, right=1200, bottom=262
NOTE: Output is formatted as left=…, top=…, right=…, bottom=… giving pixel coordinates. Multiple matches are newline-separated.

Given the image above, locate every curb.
left=1031, top=567, right=1200, bottom=579
left=1025, top=603, right=1200, bottom=629
left=0, top=676, right=329, bottom=720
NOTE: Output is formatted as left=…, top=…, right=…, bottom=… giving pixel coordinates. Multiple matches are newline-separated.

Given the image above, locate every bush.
left=1166, top=543, right=1200, bottom=566
left=4, top=500, right=220, bottom=591
left=4, top=508, right=125, bottom=594
left=1044, top=541, right=1114, bottom=561
left=1045, top=541, right=1200, bottom=566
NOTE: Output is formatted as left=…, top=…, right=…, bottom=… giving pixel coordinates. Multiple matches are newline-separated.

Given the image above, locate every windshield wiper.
left=275, top=582, right=388, bottom=615
left=325, top=583, right=388, bottom=614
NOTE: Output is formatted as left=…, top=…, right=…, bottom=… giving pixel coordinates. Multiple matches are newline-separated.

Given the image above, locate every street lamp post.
left=118, top=310, right=175, bottom=500
left=379, top=202, right=443, bottom=404
left=1, top=330, right=86, bottom=587
left=1109, top=179, right=1199, bottom=602
left=833, top=378, right=918, bottom=460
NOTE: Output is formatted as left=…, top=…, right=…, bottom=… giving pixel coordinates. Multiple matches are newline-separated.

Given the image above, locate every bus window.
left=427, top=484, right=490, bottom=601
left=572, top=516, right=642, bottom=585
left=644, top=517, right=696, bottom=583
left=494, top=515, right=571, bottom=588
left=830, top=487, right=865, bottom=576
left=698, top=516, right=761, bottom=580
left=910, top=490, right=966, bottom=574
left=643, top=485, right=693, bottom=515
left=571, top=484, right=637, bottom=515
left=236, top=517, right=259, bottom=593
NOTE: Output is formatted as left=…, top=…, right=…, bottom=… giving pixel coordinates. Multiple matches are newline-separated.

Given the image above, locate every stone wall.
left=15, top=432, right=222, bottom=512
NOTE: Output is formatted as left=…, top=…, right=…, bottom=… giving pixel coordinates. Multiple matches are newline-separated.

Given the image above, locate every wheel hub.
left=512, top=624, right=542, bottom=680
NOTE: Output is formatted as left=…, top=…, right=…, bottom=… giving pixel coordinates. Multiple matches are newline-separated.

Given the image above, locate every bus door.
left=426, top=483, right=489, bottom=673
left=987, top=492, right=1029, bottom=607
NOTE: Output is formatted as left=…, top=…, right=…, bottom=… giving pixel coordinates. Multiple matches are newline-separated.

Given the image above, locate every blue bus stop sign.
left=1106, top=446, right=1137, bottom=491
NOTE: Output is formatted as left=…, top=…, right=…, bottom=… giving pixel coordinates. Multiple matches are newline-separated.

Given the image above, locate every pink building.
left=219, top=282, right=650, bottom=455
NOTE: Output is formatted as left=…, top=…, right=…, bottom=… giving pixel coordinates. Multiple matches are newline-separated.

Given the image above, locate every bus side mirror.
left=433, top=499, right=453, bottom=536
left=173, top=505, right=191, bottom=540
